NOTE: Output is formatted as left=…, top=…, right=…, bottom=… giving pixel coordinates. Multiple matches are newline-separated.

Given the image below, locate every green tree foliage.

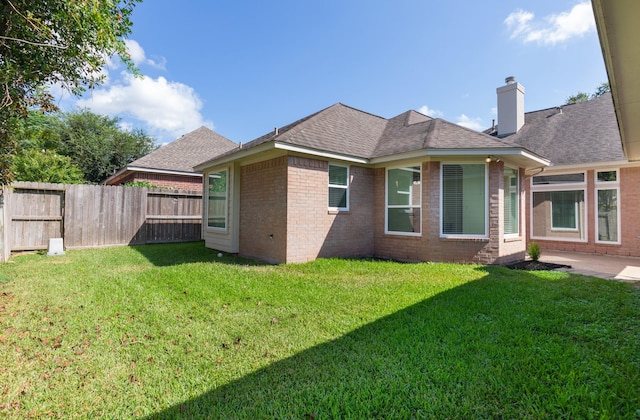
left=565, top=92, right=591, bottom=105
left=593, top=82, right=611, bottom=98
left=56, top=110, right=156, bottom=184
left=565, top=82, right=611, bottom=104
left=11, top=149, right=84, bottom=184
left=13, top=110, right=61, bottom=151
left=0, top=0, right=141, bottom=184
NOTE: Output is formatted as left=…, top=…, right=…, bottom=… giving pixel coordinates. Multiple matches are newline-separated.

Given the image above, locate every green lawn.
left=0, top=242, right=638, bottom=419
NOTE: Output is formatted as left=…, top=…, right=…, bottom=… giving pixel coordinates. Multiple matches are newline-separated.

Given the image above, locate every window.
left=533, top=173, right=585, bottom=185
left=441, top=163, right=487, bottom=237
left=207, top=169, right=227, bottom=229
left=504, top=167, right=519, bottom=235
left=531, top=172, right=586, bottom=241
left=328, top=164, right=349, bottom=210
left=596, top=170, right=619, bottom=243
left=386, top=166, right=421, bottom=234
left=551, top=191, right=579, bottom=230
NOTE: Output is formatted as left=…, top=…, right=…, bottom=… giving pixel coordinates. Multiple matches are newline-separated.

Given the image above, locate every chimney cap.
left=505, top=76, right=516, bottom=84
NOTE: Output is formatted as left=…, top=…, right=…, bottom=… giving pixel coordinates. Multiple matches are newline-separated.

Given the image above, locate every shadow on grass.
left=146, top=266, right=638, bottom=419
left=130, top=241, right=268, bottom=267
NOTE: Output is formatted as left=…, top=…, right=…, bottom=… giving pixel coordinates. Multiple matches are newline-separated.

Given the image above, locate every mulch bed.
left=505, top=260, right=572, bottom=271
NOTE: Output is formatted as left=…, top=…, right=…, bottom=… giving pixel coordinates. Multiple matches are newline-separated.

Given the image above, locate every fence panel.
left=64, top=184, right=148, bottom=248
left=145, top=190, right=202, bottom=243
left=7, top=182, right=64, bottom=251
left=4, top=183, right=203, bottom=256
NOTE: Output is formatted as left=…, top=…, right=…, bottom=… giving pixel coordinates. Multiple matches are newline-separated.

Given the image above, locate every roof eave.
left=370, top=147, right=550, bottom=168
left=592, top=0, right=640, bottom=161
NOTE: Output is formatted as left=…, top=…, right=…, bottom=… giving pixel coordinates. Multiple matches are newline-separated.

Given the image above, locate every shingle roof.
left=131, top=126, right=236, bottom=173
left=491, top=93, right=623, bottom=165
left=200, top=103, right=540, bottom=167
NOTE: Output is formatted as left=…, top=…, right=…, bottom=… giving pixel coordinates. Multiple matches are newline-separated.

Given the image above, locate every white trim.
left=595, top=168, right=619, bottom=184
left=328, top=163, right=350, bottom=211
left=194, top=143, right=275, bottom=171
left=594, top=169, right=621, bottom=245
left=275, top=143, right=368, bottom=164
left=532, top=171, right=587, bottom=188
left=549, top=191, right=579, bottom=231
left=126, top=166, right=203, bottom=177
left=371, top=147, right=550, bottom=167
left=543, top=160, right=639, bottom=172
left=205, top=167, right=230, bottom=233
left=530, top=176, right=589, bottom=242
left=503, top=165, right=520, bottom=237
left=385, top=165, right=422, bottom=237
left=196, top=141, right=550, bottom=172
left=440, top=162, right=489, bottom=239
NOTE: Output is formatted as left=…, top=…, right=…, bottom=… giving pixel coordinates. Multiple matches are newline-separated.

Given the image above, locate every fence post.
left=0, top=186, right=8, bottom=262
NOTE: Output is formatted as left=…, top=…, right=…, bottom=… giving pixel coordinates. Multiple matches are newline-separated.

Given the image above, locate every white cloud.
left=124, top=39, right=167, bottom=70
left=505, top=2, right=595, bottom=45
left=418, top=105, right=443, bottom=118
left=78, top=72, right=213, bottom=139
left=118, top=121, right=133, bottom=132
left=456, top=114, right=484, bottom=131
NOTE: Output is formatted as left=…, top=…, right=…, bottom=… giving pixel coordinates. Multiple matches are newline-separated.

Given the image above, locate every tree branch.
left=0, top=35, right=68, bottom=49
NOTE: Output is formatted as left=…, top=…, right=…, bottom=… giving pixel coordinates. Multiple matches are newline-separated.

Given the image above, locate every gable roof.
left=196, top=103, right=548, bottom=170
left=132, top=126, right=236, bottom=173
left=488, top=93, right=624, bottom=166
left=106, top=126, right=237, bottom=184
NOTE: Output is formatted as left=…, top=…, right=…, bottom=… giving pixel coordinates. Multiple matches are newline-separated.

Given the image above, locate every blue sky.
left=60, top=1, right=606, bottom=145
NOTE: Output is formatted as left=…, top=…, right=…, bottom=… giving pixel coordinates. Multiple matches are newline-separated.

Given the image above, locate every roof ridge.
left=334, top=102, right=387, bottom=121
left=422, top=118, right=441, bottom=148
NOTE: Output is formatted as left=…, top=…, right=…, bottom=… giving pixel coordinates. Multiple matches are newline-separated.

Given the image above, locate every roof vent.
left=505, top=76, right=516, bottom=84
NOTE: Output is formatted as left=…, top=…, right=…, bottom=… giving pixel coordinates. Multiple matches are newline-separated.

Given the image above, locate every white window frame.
left=206, top=167, right=229, bottom=232
left=550, top=191, right=580, bottom=232
left=328, top=163, right=349, bottom=211
left=595, top=169, right=621, bottom=244
left=530, top=171, right=587, bottom=242
left=385, top=165, right=422, bottom=236
left=440, top=162, right=488, bottom=239
left=504, top=166, right=520, bottom=237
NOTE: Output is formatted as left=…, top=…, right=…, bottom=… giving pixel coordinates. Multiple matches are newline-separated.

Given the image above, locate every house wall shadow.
left=145, top=266, right=625, bottom=419
left=130, top=241, right=268, bottom=267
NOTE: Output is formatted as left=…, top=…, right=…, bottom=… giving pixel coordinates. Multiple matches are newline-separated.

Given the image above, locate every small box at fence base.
left=47, top=238, right=65, bottom=256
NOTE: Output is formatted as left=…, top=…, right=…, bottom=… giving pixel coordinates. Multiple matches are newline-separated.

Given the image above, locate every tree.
left=593, top=82, right=611, bottom=98
left=565, top=82, right=611, bottom=104
left=565, top=92, right=591, bottom=105
left=56, top=110, right=156, bottom=184
left=11, top=148, right=84, bottom=184
left=0, top=0, right=141, bottom=184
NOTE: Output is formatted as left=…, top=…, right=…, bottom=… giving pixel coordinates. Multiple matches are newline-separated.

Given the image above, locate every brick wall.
left=374, top=161, right=524, bottom=264
left=286, top=157, right=375, bottom=263
left=239, top=157, right=288, bottom=263
left=120, top=172, right=203, bottom=192
left=524, top=166, right=640, bottom=257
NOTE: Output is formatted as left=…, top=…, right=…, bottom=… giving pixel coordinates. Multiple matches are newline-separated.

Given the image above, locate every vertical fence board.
left=3, top=183, right=202, bottom=257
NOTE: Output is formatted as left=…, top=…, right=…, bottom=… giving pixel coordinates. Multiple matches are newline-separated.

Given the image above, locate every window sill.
left=504, top=236, right=523, bottom=243
left=328, top=209, right=350, bottom=215
left=440, top=236, right=489, bottom=242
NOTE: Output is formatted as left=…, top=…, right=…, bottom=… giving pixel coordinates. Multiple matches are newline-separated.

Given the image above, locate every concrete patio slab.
left=540, top=250, right=640, bottom=283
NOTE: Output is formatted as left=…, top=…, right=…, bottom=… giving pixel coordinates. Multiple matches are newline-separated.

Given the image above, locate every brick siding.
left=524, top=166, right=640, bottom=257
left=119, top=172, right=203, bottom=192
left=239, top=156, right=288, bottom=264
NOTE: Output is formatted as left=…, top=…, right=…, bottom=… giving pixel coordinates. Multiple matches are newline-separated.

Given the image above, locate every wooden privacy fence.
left=0, top=182, right=203, bottom=261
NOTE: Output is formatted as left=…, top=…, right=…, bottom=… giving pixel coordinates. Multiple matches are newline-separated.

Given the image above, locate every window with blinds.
left=441, top=163, right=487, bottom=237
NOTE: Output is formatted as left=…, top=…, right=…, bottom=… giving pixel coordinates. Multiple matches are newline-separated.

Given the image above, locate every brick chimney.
left=497, top=76, right=525, bottom=136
